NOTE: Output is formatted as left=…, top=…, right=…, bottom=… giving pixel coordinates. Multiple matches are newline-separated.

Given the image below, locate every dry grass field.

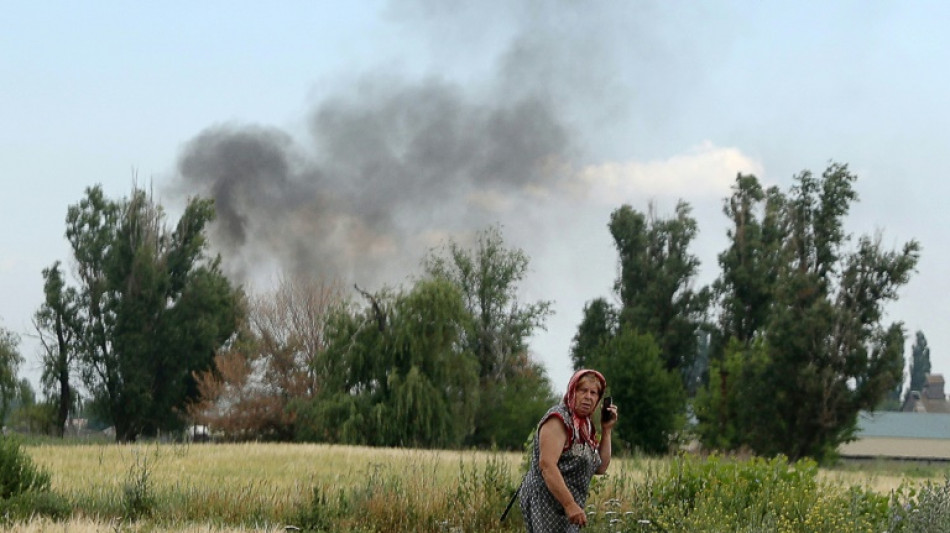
left=10, top=441, right=948, bottom=532
left=21, top=442, right=528, bottom=531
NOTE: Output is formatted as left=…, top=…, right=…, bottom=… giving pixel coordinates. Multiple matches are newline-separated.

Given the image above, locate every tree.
left=0, top=325, right=24, bottom=422
left=908, top=330, right=931, bottom=397
left=64, top=184, right=241, bottom=442
left=424, top=226, right=555, bottom=448
left=713, top=174, right=786, bottom=355
left=570, top=297, right=618, bottom=371
left=33, top=261, right=80, bottom=437
left=190, top=335, right=265, bottom=440
left=608, top=202, right=711, bottom=383
left=297, top=279, right=481, bottom=448
left=189, top=275, right=344, bottom=440
left=694, top=339, right=779, bottom=452
left=699, top=164, right=920, bottom=461
left=6, top=379, right=57, bottom=435
left=588, top=329, right=685, bottom=454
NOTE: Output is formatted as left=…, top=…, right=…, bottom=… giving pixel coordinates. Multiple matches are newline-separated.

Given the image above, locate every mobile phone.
left=601, top=396, right=613, bottom=422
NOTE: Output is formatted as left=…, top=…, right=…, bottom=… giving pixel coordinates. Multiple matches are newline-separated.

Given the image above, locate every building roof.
left=854, top=411, right=950, bottom=440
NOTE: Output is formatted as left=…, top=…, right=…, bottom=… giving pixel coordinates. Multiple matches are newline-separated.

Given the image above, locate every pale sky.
left=2, top=1, right=948, bottom=397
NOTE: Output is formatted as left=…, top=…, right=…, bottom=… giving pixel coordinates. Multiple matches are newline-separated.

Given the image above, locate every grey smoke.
left=171, top=1, right=658, bottom=290
left=176, top=77, right=572, bottom=287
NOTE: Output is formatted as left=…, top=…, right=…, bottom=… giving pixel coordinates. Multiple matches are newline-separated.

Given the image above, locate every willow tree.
left=297, top=278, right=480, bottom=448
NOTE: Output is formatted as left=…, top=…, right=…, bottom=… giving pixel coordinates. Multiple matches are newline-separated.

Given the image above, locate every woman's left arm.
left=596, top=404, right=617, bottom=474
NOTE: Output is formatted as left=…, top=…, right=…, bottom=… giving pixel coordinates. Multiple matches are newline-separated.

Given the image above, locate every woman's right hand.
left=566, top=502, right=587, bottom=526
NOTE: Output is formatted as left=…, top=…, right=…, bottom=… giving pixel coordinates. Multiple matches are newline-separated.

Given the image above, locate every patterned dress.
left=520, top=404, right=602, bottom=532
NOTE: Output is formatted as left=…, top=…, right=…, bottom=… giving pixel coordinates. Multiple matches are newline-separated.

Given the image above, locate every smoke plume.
left=176, top=74, right=574, bottom=288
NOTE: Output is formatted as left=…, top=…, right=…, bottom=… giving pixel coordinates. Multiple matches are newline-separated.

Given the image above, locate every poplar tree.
left=62, top=185, right=241, bottom=442
left=697, top=164, right=919, bottom=461
left=570, top=297, right=618, bottom=371
left=608, top=201, right=711, bottom=382
left=908, top=330, right=931, bottom=397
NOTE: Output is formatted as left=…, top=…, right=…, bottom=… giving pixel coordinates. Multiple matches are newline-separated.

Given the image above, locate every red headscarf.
left=562, top=369, right=607, bottom=448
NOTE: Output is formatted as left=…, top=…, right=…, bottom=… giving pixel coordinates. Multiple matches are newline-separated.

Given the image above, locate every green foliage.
left=0, top=326, right=24, bottom=423
left=704, top=164, right=920, bottom=462
left=574, top=202, right=705, bottom=457
left=584, top=454, right=902, bottom=533
left=589, top=330, right=685, bottom=454
left=300, top=279, right=481, bottom=448
left=570, top=297, right=618, bottom=371
left=286, top=454, right=518, bottom=532
left=713, top=174, right=785, bottom=355
left=298, top=226, right=557, bottom=452
left=694, top=339, right=778, bottom=452
left=6, top=396, right=58, bottom=436
left=473, top=361, right=556, bottom=450
left=892, top=477, right=950, bottom=532
left=424, top=226, right=553, bottom=381
left=34, top=260, right=81, bottom=437
left=908, top=330, right=931, bottom=398
left=0, top=490, right=71, bottom=522
left=289, top=486, right=340, bottom=532
left=608, top=201, right=711, bottom=380
left=61, top=185, right=242, bottom=442
left=0, top=436, right=51, bottom=499
left=9, top=442, right=950, bottom=532
left=424, top=225, right=555, bottom=449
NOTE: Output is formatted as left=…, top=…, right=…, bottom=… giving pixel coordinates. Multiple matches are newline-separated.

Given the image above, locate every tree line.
left=571, top=163, right=920, bottom=461
left=0, top=161, right=925, bottom=462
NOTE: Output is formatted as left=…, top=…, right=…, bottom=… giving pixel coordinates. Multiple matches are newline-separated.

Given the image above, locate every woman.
left=520, top=369, right=618, bottom=531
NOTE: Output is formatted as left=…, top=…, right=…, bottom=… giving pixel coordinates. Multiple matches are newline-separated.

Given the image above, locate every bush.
left=586, top=454, right=896, bottom=532
left=891, top=477, right=950, bottom=532
left=0, top=436, right=51, bottom=498
left=0, top=490, right=71, bottom=521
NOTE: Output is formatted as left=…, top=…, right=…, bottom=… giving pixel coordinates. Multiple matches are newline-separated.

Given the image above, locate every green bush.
left=586, top=454, right=897, bottom=532
left=0, top=436, right=51, bottom=498
left=0, top=490, right=71, bottom=521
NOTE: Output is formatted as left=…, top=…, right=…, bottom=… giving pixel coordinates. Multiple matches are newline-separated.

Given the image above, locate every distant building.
left=901, top=373, right=950, bottom=413
left=839, top=373, right=950, bottom=461
left=839, top=411, right=950, bottom=461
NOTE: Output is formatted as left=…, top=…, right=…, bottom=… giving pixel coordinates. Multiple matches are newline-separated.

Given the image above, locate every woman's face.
left=572, top=375, right=602, bottom=417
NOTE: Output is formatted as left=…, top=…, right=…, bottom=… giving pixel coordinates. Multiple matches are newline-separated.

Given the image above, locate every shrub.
left=0, top=436, right=51, bottom=498
left=0, top=490, right=71, bottom=521
left=587, top=453, right=896, bottom=532
left=891, top=477, right=950, bottom=532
